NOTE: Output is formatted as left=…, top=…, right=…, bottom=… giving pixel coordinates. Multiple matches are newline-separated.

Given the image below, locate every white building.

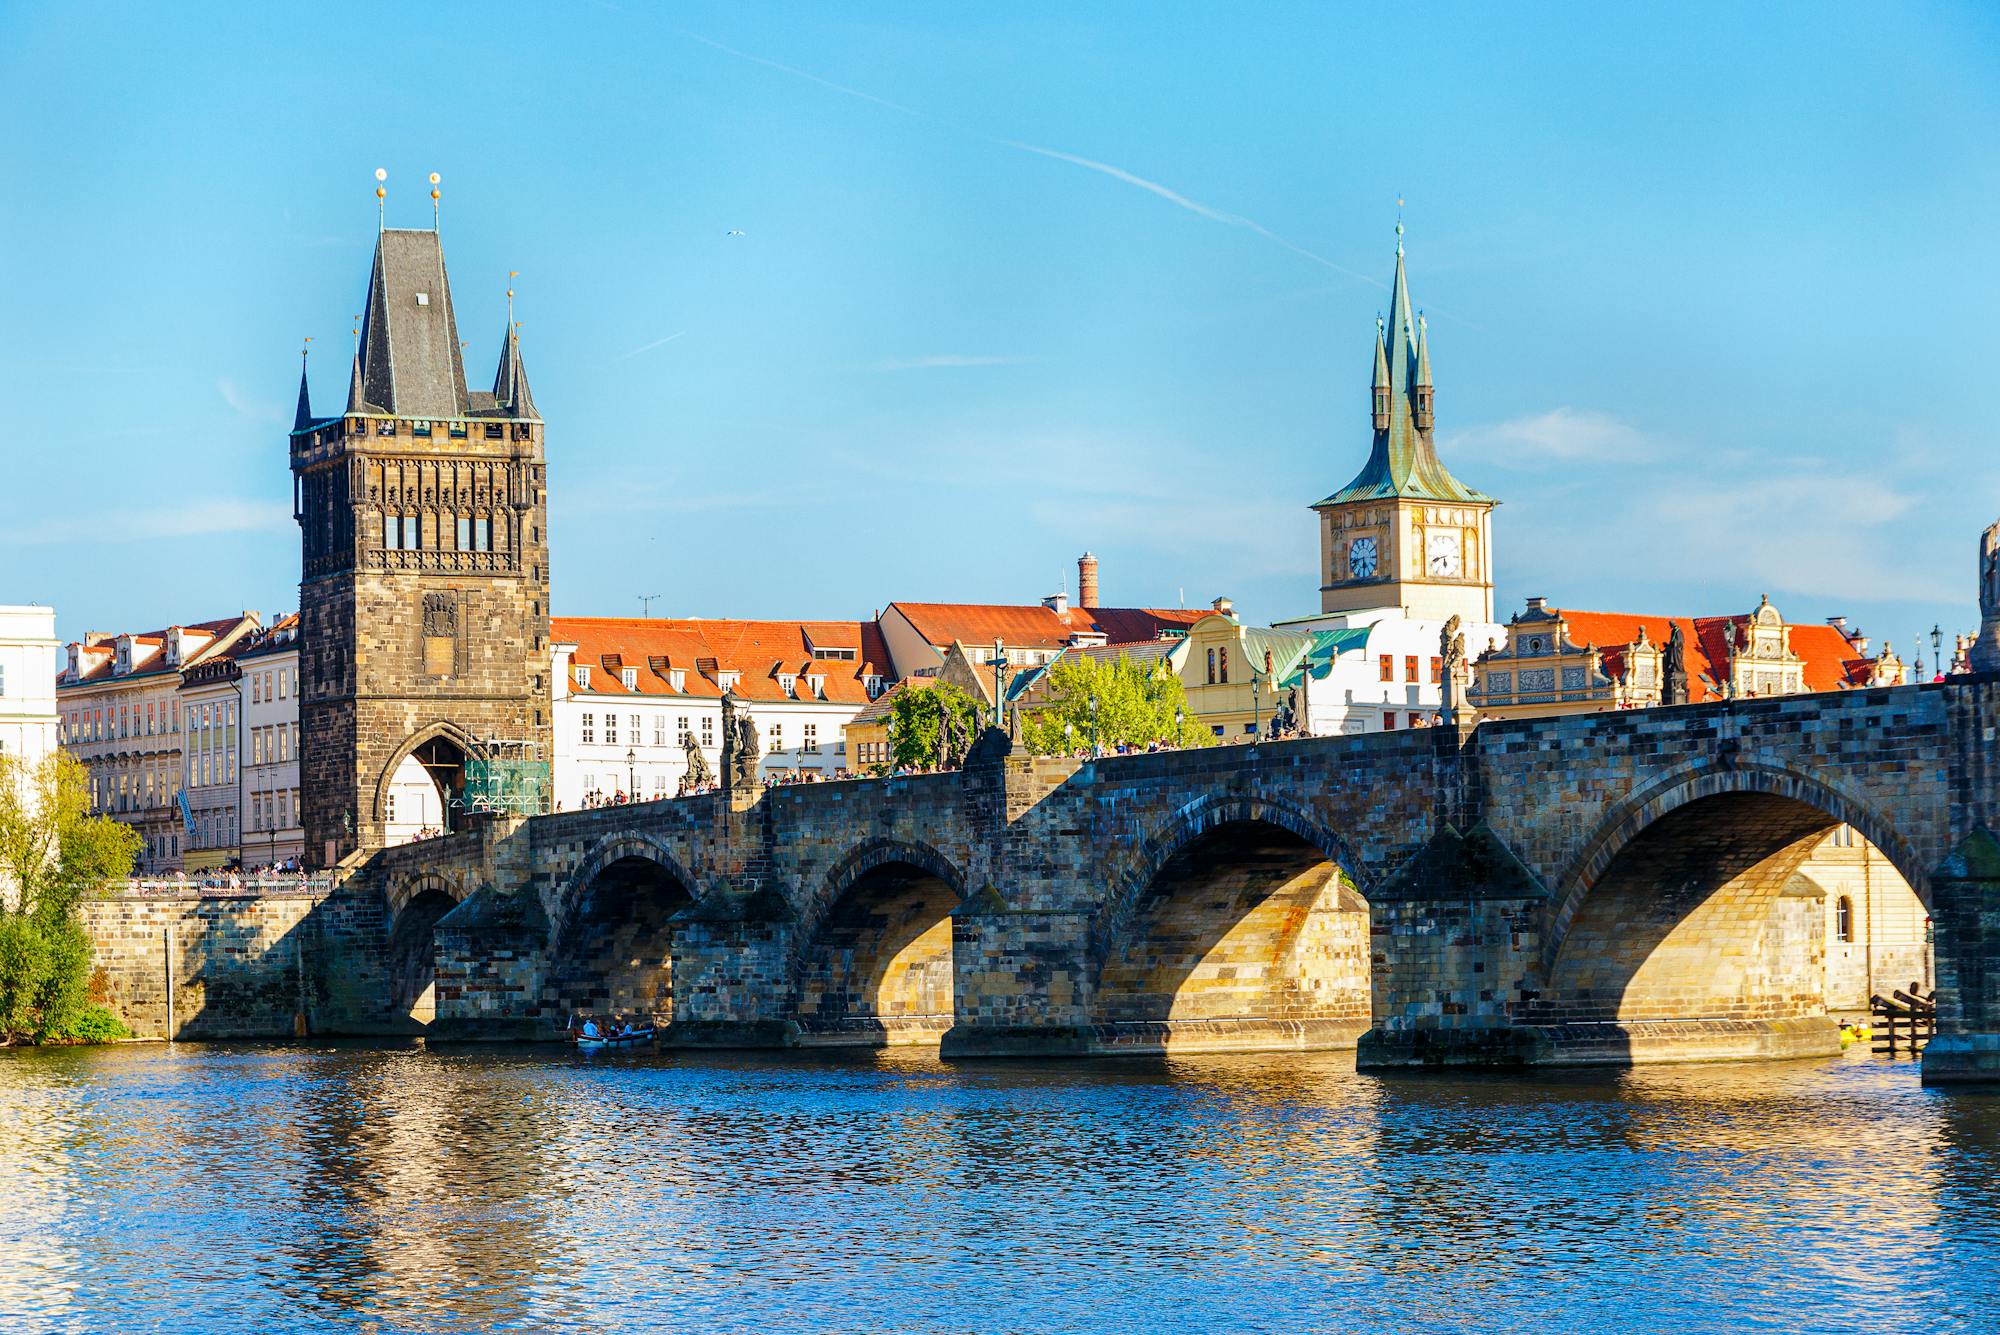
left=176, top=656, right=243, bottom=873
left=548, top=616, right=893, bottom=810
left=235, top=616, right=303, bottom=869
left=0, top=605, right=59, bottom=778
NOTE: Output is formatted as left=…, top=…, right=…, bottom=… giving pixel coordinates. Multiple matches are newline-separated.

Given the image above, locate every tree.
left=0, top=752, right=140, bottom=1043
left=887, top=681, right=986, bottom=771
left=1020, top=653, right=1213, bottom=755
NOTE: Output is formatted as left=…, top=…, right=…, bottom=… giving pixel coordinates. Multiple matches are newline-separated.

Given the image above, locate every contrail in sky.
left=683, top=30, right=1381, bottom=290
left=621, top=331, right=686, bottom=359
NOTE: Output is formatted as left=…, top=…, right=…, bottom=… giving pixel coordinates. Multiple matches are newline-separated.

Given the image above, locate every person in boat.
left=580, top=1018, right=601, bottom=1040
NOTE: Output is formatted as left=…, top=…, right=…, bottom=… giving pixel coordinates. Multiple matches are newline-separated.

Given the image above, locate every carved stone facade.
left=292, top=226, right=551, bottom=867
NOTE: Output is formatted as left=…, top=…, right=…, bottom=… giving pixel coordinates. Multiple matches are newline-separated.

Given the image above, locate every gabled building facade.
left=56, top=613, right=261, bottom=873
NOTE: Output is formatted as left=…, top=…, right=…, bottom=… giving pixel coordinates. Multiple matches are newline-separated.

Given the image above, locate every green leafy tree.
left=0, top=751, right=140, bottom=1043
left=887, top=682, right=986, bottom=770
left=1021, top=654, right=1213, bottom=755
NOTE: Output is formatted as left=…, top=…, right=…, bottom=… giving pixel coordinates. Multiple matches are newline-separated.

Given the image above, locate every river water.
left=0, top=1043, right=1995, bottom=1334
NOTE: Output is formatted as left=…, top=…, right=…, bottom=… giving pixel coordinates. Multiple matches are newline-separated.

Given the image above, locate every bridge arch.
left=1549, top=758, right=1929, bottom=965
left=791, top=837, right=967, bottom=1047
left=1088, top=793, right=1372, bottom=1054
left=385, top=872, right=464, bottom=1025
left=546, top=832, right=700, bottom=1022
left=1532, top=758, right=1931, bottom=1056
left=372, top=720, right=481, bottom=839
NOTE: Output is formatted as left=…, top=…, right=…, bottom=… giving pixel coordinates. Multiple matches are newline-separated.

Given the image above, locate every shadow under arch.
left=1088, top=796, right=1372, bottom=1055
left=372, top=719, right=483, bottom=836
left=385, top=873, right=463, bottom=1026
left=791, top=837, right=968, bottom=1048
left=546, top=834, right=698, bottom=1022
left=1527, top=761, right=1927, bottom=1059
left=1546, top=759, right=1930, bottom=972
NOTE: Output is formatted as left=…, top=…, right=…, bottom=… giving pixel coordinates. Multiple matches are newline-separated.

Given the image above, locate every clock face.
left=1426, top=530, right=1463, bottom=578
left=1347, top=536, right=1378, bottom=580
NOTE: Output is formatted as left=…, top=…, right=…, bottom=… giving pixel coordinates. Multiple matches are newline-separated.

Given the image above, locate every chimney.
left=1211, top=595, right=1234, bottom=617
left=1526, top=596, right=1549, bottom=614
left=1077, top=552, right=1100, bottom=608
left=1042, top=591, right=1069, bottom=616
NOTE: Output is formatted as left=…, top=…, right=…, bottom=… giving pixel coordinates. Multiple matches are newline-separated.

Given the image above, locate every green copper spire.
left=1315, top=225, right=1492, bottom=508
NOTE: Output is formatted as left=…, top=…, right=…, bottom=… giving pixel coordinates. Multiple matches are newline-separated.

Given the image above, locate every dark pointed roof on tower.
left=353, top=228, right=471, bottom=418
left=1316, top=230, right=1491, bottom=508
left=491, top=325, right=540, bottom=421
left=292, top=360, right=314, bottom=433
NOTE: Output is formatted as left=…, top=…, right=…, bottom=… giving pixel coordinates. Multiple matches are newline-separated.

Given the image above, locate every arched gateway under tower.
left=291, top=220, right=552, bottom=867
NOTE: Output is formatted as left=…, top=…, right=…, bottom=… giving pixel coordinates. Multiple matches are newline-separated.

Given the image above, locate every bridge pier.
left=1920, top=830, right=2000, bottom=1084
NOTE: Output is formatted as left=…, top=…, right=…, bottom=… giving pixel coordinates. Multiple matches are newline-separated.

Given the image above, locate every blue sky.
left=4, top=3, right=1997, bottom=667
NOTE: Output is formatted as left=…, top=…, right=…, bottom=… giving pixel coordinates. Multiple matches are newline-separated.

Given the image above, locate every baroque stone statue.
left=1439, top=615, right=1468, bottom=723
left=719, top=689, right=760, bottom=788
left=1974, top=520, right=2000, bottom=673
left=678, top=731, right=715, bottom=795
left=1662, top=622, right=1690, bottom=705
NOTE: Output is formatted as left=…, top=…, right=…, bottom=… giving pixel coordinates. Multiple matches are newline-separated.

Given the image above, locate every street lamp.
left=1174, top=705, right=1184, bottom=743
left=625, top=746, right=636, bottom=799
left=1089, top=693, right=1100, bottom=756
left=1931, top=624, right=1945, bottom=678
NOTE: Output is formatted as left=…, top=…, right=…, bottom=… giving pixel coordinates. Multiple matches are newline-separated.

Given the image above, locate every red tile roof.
left=1549, top=610, right=1884, bottom=703
left=888, top=602, right=1203, bottom=652
left=553, top=617, right=889, bottom=706
left=59, top=616, right=251, bottom=685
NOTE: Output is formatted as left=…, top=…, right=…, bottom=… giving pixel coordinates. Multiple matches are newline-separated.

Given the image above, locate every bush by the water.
left=0, top=753, right=140, bottom=1045
left=52, top=1005, right=131, bottom=1045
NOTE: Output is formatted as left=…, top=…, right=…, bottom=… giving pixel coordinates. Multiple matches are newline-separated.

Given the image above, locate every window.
left=677, top=715, right=691, bottom=741
left=621, top=668, right=638, bottom=691
left=604, top=714, right=618, bottom=746
left=1244, top=722, right=1258, bottom=735
left=629, top=714, right=640, bottom=745
left=251, top=676, right=261, bottom=705
left=581, top=712, right=595, bottom=744
left=1218, top=647, right=1230, bottom=684
left=1430, top=656, right=1444, bottom=685
left=387, top=793, right=397, bottom=823
left=865, top=675, right=883, bottom=698
left=652, top=774, right=670, bottom=797
left=1210, top=724, right=1224, bottom=737
left=573, top=666, right=591, bottom=690
left=803, top=723, right=818, bottom=751
left=1206, top=648, right=1216, bottom=685
left=1836, top=895, right=1854, bottom=943
left=1383, top=711, right=1398, bottom=730
left=669, top=669, right=687, bottom=693
left=1405, top=655, right=1419, bottom=682
left=652, top=715, right=667, bottom=746
left=778, top=673, right=797, bottom=697
left=769, top=723, right=784, bottom=751
left=718, top=671, right=739, bottom=691
left=701, top=716, right=714, bottom=746
left=1379, top=654, right=1394, bottom=682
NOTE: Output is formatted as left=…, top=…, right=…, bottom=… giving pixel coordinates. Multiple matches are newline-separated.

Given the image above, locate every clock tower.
left=1313, top=226, right=1496, bottom=625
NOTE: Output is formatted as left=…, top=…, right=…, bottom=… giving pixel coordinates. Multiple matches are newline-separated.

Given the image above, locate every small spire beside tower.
left=293, top=338, right=313, bottom=433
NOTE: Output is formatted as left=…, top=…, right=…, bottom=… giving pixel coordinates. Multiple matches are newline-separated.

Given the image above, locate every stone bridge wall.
left=334, top=676, right=2000, bottom=1082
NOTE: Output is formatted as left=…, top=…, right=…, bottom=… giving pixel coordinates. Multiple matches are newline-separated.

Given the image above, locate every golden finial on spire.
left=429, top=172, right=441, bottom=231
left=301, top=336, right=311, bottom=363
left=351, top=313, right=361, bottom=355
left=507, top=270, right=519, bottom=327
left=374, top=168, right=387, bottom=231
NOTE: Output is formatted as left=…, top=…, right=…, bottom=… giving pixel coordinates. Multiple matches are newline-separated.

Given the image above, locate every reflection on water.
left=1, top=1043, right=1996, bottom=1332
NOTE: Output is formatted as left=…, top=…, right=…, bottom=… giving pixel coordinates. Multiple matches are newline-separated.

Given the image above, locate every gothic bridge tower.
left=291, top=221, right=551, bottom=867
left=1313, top=225, right=1497, bottom=624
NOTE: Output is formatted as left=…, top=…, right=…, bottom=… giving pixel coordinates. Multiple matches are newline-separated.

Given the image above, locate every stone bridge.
left=349, top=675, right=2000, bottom=1083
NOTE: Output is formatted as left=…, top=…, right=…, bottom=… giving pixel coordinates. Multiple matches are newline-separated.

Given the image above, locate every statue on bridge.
left=1973, top=519, right=2000, bottom=673
left=678, top=731, right=715, bottom=795
left=720, top=690, right=761, bottom=788
left=1662, top=622, right=1691, bottom=705
left=1440, top=615, right=1469, bottom=724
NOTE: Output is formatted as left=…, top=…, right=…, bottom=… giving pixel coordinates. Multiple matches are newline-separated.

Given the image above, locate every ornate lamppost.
left=626, top=746, right=637, bottom=800
left=1931, top=624, right=1945, bottom=680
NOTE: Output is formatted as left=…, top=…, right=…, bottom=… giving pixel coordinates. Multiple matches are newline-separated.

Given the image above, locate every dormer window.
left=717, top=671, right=739, bottom=691
left=669, top=669, right=686, bottom=693
left=778, top=673, right=797, bottom=697
left=865, top=675, right=883, bottom=698
left=620, top=668, right=638, bottom=691
left=806, top=674, right=824, bottom=697
left=573, top=665, right=591, bottom=690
